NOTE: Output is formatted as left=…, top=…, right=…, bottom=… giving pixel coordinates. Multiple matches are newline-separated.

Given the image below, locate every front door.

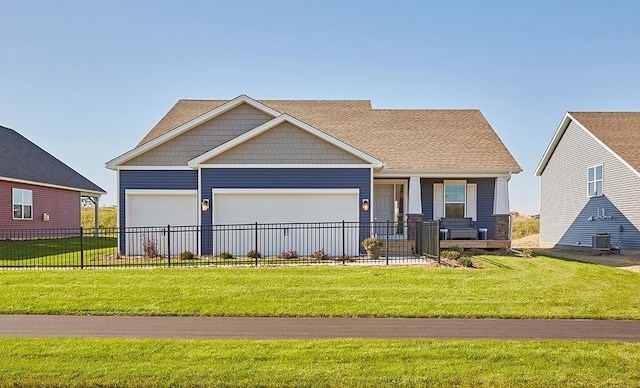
left=373, top=184, right=397, bottom=236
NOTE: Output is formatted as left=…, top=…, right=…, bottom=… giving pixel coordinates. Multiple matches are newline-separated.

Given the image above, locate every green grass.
left=0, top=237, right=117, bottom=266
left=0, top=338, right=638, bottom=387
left=1, top=255, right=639, bottom=319
left=512, top=217, right=540, bottom=239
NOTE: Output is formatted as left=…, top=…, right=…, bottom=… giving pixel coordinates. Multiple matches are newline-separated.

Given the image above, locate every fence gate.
left=416, top=221, right=440, bottom=259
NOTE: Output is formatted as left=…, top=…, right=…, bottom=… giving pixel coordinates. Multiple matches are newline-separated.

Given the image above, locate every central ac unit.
left=592, top=234, right=611, bottom=250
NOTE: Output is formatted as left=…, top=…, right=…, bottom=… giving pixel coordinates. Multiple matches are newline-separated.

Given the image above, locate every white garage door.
left=125, top=190, right=199, bottom=256
left=212, top=189, right=360, bottom=257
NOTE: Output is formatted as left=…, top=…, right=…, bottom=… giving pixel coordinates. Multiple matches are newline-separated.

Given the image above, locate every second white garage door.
left=211, top=189, right=360, bottom=257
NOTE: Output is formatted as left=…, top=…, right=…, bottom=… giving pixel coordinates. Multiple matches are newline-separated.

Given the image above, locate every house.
left=535, top=112, right=640, bottom=250
left=106, top=95, right=521, bottom=256
left=1, top=125, right=105, bottom=230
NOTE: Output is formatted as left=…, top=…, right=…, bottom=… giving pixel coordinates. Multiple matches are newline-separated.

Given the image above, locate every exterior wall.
left=200, top=168, right=371, bottom=254
left=206, top=122, right=366, bottom=164
left=123, top=103, right=273, bottom=166
left=420, top=178, right=496, bottom=239
left=0, top=180, right=81, bottom=229
left=540, top=120, right=640, bottom=249
left=118, top=170, right=198, bottom=230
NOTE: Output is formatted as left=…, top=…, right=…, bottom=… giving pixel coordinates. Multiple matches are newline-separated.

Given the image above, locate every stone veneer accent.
left=406, top=213, right=424, bottom=240
left=492, top=214, right=511, bottom=241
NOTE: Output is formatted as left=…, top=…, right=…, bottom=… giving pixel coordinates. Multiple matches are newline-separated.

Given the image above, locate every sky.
left=2, top=1, right=639, bottom=215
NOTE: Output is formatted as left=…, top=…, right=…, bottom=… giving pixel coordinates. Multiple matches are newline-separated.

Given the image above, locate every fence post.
left=341, top=220, right=345, bottom=263
left=167, top=224, right=171, bottom=267
left=254, top=222, right=259, bottom=267
left=80, top=226, right=84, bottom=269
left=385, top=221, right=389, bottom=265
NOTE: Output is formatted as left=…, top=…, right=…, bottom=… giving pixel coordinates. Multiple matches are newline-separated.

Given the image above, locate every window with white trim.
left=12, top=188, right=33, bottom=220
left=444, top=182, right=466, bottom=218
left=588, top=165, right=603, bottom=197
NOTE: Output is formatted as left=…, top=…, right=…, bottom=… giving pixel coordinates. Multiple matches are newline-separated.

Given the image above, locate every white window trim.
left=12, top=188, right=33, bottom=220
left=587, top=164, right=603, bottom=197
left=444, top=180, right=467, bottom=218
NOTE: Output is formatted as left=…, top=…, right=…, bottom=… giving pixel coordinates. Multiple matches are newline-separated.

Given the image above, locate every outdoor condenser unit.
left=592, top=233, right=611, bottom=250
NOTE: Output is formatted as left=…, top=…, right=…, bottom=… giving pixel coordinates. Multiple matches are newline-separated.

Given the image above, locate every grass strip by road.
left=1, top=255, right=639, bottom=319
left=0, top=338, right=638, bottom=387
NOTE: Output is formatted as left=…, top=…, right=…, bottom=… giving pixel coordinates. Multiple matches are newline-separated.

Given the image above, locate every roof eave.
left=535, top=112, right=574, bottom=176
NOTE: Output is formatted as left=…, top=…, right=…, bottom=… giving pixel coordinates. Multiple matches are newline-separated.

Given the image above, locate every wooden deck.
left=440, top=240, right=511, bottom=249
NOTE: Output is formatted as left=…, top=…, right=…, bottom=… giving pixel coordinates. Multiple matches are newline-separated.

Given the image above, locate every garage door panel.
left=212, top=191, right=359, bottom=257
left=126, top=192, right=198, bottom=256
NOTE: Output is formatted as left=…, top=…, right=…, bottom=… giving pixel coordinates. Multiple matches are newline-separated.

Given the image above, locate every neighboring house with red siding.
left=0, top=125, right=105, bottom=230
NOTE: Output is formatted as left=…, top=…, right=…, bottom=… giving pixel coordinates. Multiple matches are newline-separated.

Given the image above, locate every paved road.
left=1, top=315, right=639, bottom=341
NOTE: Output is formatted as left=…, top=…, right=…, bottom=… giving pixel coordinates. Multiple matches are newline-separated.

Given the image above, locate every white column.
left=408, top=176, right=423, bottom=214
left=493, top=176, right=510, bottom=215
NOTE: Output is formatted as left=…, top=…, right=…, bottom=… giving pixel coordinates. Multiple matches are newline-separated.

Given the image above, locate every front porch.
left=380, top=237, right=511, bottom=256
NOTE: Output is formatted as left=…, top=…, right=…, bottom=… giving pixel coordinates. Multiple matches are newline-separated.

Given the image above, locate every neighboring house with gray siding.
left=106, top=95, right=521, bottom=256
left=535, top=112, right=640, bottom=250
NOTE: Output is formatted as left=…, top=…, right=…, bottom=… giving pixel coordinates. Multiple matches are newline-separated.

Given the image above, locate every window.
left=12, top=188, right=33, bottom=220
left=444, top=182, right=465, bottom=218
left=588, top=165, right=603, bottom=197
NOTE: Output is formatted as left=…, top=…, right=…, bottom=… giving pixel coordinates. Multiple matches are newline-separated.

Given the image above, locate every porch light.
left=361, top=199, right=370, bottom=212
left=201, top=199, right=210, bottom=212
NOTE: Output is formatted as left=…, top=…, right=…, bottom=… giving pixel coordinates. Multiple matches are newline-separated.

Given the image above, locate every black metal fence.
left=0, top=221, right=440, bottom=269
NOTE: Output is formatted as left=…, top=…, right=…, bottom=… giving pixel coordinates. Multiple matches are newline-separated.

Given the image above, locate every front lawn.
left=0, top=338, right=638, bottom=387
left=1, top=255, right=639, bottom=319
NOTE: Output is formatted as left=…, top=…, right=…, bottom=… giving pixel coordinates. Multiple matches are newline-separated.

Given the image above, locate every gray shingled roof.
left=0, top=125, right=105, bottom=194
left=136, top=99, right=521, bottom=172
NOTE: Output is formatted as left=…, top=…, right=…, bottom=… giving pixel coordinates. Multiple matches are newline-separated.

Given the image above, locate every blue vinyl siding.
left=421, top=178, right=495, bottom=239
left=118, top=170, right=198, bottom=251
left=200, top=168, right=371, bottom=255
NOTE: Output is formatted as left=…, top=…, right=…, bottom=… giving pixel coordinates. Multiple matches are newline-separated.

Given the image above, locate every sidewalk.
left=1, top=315, right=639, bottom=341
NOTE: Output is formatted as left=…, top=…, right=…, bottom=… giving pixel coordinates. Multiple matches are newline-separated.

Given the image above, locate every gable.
left=122, top=103, right=273, bottom=166
left=203, top=122, right=369, bottom=165
left=0, top=126, right=105, bottom=195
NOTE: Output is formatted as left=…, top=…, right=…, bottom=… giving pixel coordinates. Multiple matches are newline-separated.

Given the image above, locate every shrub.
left=246, top=250, right=261, bottom=259
left=362, top=237, right=383, bottom=250
left=279, top=250, right=299, bottom=259
left=440, top=250, right=461, bottom=261
left=449, top=246, right=464, bottom=253
left=220, top=251, right=234, bottom=259
left=179, top=251, right=195, bottom=260
left=311, top=249, right=328, bottom=260
left=141, top=235, right=159, bottom=258
left=457, top=257, right=474, bottom=267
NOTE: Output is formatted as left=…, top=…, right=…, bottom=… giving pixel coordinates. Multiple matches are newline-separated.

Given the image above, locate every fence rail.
left=0, top=221, right=440, bottom=269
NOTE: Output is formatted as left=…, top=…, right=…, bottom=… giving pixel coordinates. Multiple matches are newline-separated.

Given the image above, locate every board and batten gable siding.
left=122, top=103, right=273, bottom=166
left=204, top=122, right=367, bottom=165
left=540, top=120, right=640, bottom=249
left=420, top=178, right=495, bottom=239
left=118, top=170, right=198, bottom=230
left=0, top=180, right=81, bottom=229
left=200, top=168, right=371, bottom=255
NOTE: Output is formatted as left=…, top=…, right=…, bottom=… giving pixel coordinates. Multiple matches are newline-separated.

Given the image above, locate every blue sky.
left=2, top=1, right=639, bottom=214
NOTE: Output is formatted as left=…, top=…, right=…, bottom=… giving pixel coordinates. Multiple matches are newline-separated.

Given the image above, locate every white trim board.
left=188, top=114, right=383, bottom=168
left=0, top=176, right=105, bottom=196
left=197, top=164, right=374, bottom=169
